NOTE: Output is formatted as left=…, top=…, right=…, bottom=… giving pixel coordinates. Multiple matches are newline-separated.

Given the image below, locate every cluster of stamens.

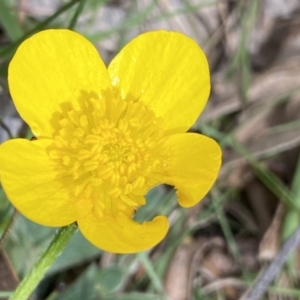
left=48, top=92, right=166, bottom=216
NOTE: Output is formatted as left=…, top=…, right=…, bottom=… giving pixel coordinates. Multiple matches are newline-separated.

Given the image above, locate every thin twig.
left=0, top=209, right=17, bottom=250
left=240, top=224, right=300, bottom=300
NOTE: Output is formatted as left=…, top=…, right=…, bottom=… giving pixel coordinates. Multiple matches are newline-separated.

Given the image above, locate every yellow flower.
left=0, top=29, right=221, bottom=253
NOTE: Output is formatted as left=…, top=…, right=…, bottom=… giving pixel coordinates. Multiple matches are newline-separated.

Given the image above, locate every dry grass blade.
left=0, top=250, right=19, bottom=292
left=1, top=1, right=300, bottom=299
left=240, top=224, right=300, bottom=300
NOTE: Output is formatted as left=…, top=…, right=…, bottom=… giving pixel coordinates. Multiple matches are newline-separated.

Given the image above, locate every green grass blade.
left=68, top=0, right=87, bottom=30
left=0, top=1, right=23, bottom=41
left=137, top=252, right=166, bottom=297
left=229, top=138, right=295, bottom=209
left=0, top=0, right=80, bottom=59
left=281, top=153, right=300, bottom=241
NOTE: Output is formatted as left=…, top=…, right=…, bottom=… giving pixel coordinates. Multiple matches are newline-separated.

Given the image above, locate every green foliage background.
left=1, top=0, right=300, bottom=299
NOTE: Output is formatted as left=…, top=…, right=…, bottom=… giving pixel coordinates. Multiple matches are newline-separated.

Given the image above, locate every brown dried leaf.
left=259, top=203, right=286, bottom=262
left=164, top=238, right=194, bottom=300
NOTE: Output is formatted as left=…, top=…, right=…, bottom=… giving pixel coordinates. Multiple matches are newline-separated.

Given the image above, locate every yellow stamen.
left=48, top=96, right=166, bottom=216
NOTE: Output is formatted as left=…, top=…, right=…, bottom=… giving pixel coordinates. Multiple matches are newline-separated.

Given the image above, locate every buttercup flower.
left=0, top=29, right=221, bottom=253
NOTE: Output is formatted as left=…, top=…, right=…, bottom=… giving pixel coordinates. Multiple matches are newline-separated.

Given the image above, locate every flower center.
left=48, top=92, right=166, bottom=217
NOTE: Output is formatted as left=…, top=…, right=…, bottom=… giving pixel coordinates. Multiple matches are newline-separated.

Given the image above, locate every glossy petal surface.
left=156, top=133, right=221, bottom=207
left=0, top=139, right=77, bottom=226
left=8, top=29, right=112, bottom=137
left=1, top=29, right=220, bottom=253
left=108, top=31, right=210, bottom=134
left=78, top=213, right=169, bottom=253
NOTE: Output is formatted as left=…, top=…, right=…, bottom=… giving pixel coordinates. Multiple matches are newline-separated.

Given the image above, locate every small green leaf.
left=95, top=266, right=125, bottom=294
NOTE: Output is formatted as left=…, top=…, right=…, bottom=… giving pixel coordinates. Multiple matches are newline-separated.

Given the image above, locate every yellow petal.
left=78, top=213, right=169, bottom=253
left=0, top=139, right=77, bottom=226
left=108, top=31, right=210, bottom=134
left=157, top=133, right=221, bottom=207
left=8, top=29, right=112, bottom=137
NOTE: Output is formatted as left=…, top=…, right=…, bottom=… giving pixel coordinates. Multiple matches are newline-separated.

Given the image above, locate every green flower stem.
left=9, top=223, right=77, bottom=300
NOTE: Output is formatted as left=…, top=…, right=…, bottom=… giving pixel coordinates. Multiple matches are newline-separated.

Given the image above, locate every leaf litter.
left=1, top=0, right=300, bottom=299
